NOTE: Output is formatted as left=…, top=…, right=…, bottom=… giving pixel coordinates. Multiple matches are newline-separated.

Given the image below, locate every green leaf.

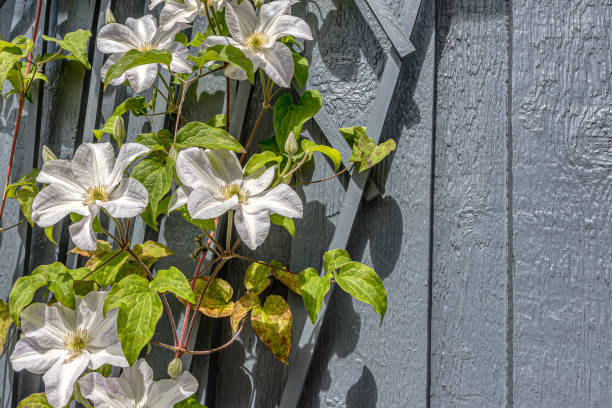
left=31, top=262, right=67, bottom=281
left=132, top=241, right=174, bottom=261
left=94, top=251, right=131, bottom=287
left=291, top=52, right=308, bottom=88
left=9, top=274, right=47, bottom=324
left=0, top=299, right=14, bottom=355
left=244, top=263, right=272, bottom=295
left=44, top=225, right=57, bottom=245
left=6, top=169, right=38, bottom=198
left=105, top=274, right=150, bottom=313
left=298, top=268, right=331, bottom=323
left=324, top=249, right=351, bottom=273
left=174, top=395, right=207, bottom=408
left=17, top=393, right=52, bottom=408
left=258, top=136, right=281, bottom=154
left=104, top=49, right=172, bottom=89
left=345, top=127, right=396, bottom=172
left=174, top=121, right=243, bottom=153
left=230, top=293, right=260, bottom=333
left=140, top=196, right=171, bottom=231
left=42, top=29, right=92, bottom=68
left=70, top=212, right=102, bottom=233
left=301, top=139, right=342, bottom=171
left=47, top=273, right=75, bottom=309
left=151, top=267, right=195, bottom=303
left=243, top=151, right=283, bottom=176
left=273, top=90, right=322, bottom=151
left=172, top=205, right=217, bottom=231
left=206, top=114, right=227, bottom=129
left=136, top=129, right=173, bottom=152
left=269, top=214, right=295, bottom=238
left=270, top=261, right=300, bottom=294
left=334, top=262, right=387, bottom=322
left=93, top=97, right=147, bottom=140
left=131, top=156, right=173, bottom=218
left=189, top=44, right=254, bottom=83
left=0, top=44, right=25, bottom=90
left=251, top=295, right=292, bottom=364
left=15, top=185, right=39, bottom=225
left=338, top=126, right=367, bottom=145
left=185, top=277, right=234, bottom=318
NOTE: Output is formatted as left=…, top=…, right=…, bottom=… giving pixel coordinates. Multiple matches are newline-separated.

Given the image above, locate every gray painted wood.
left=511, top=0, right=612, bottom=407
left=430, top=0, right=510, bottom=406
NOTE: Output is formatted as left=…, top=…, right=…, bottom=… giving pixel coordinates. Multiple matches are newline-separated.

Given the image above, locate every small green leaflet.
left=9, top=274, right=47, bottom=324
left=150, top=267, right=195, bottom=303
left=174, top=121, right=243, bottom=152
left=334, top=262, right=387, bottom=323
left=104, top=49, right=172, bottom=89
left=323, top=249, right=351, bottom=273
left=270, top=214, right=295, bottom=238
left=174, top=395, right=207, bottom=408
left=189, top=44, right=254, bottom=83
left=0, top=299, right=14, bottom=356
left=291, top=52, right=308, bottom=88
left=243, top=151, right=282, bottom=176
left=301, top=139, right=342, bottom=171
left=131, top=156, right=174, bottom=220
left=298, top=268, right=331, bottom=324
left=42, top=29, right=92, bottom=68
left=93, top=97, right=147, bottom=140
left=340, top=127, right=396, bottom=172
left=273, top=90, right=323, bottom=151
left=17, top=393, right=52, bottom=408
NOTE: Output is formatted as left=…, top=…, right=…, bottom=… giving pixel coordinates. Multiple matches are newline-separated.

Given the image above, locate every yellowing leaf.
left=184, top=277, right=234, bottom=318
left=251, top=295, right=292, bottom=364
left=244, top=263, right=272, bottom=295
left=270, top=261, right=300, bottom=294
left=230, top=293, right=260, bottom=333
left=0, top=299, right=14, bottom=355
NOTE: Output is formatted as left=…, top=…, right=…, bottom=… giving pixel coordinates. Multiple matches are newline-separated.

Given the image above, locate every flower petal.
left=69, top=214, right=98, bottom=251
left=257, top=0, right=297, bottom=32
left=125, top=63, right=159, bottom=94
left=121, top=359, right=154, bottom=403
left=206, top=149, right=243, bottom=186
left=224, top=64, right=248, bottom=81
left=71, top=142, right=116, bottom=188
left=168, top=185, right=192, bottom=212
left=32, top=184, right=89, bottom=228
left=148, top=371, right=198, bottom=408
left=43, top=355, right=90, bottom=408
left=20, top=302, right=75, bottom=348
left=98, top=178, right=148, bottom=218
left=225, top=0, right=257, bottom=42
left=109, top=143, right=151, bottom=187
left=175, top=147, right=225, bottom=191
left=10, top=337, right=63, bottom=374
left=201, top=35, right=241, bottom=49
left=101, top=53, right=126, bottom=85
left=88, top=340, right=129, bottom=369
left=245, top=183, right=303, bottom=218
left=242, top=165, right=275, bottom=196
left=266, top=15, right=313, bottom=42
left=259, top=42, right=294, bottom=87
left=159, top=1, right=198, bottom=30
left=79, top=373, right=135, bottom=408
left=170, top=45, right=195, bottom=74
left=234, top=208, right=270, bottom=250
left=125, top=15, right=157, bottom=45
left=97, top=24, right=141, bottom=53
left=37, top=159, right=84, bottom=194
left=187, top=187, right=239, bottom=219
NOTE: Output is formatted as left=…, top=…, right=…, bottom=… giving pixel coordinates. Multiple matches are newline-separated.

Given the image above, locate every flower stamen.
left=83, top=186, right=110, bottom=205
left=220, top=183, right=249, bottom=205
left=243, top=32, right=270, bottom=53
left=64, top=329, right=91, bottom=362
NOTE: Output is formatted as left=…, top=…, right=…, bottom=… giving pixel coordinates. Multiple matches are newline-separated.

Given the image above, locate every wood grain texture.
left=430, top=0, right=509, bottom=406
left=512, top=0, right=612, bottom=407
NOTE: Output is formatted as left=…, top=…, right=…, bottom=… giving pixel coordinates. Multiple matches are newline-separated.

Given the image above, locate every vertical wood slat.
left=512, top=0, right=612, bottom=407
left=430, top=0, right=510, bottom=406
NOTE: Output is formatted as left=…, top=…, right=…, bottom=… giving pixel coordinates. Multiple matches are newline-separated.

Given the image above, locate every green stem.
left=226, top=210, right=233, bottom=252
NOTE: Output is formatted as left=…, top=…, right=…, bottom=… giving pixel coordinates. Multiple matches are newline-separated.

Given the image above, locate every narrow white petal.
left=242, top=165, right=275, bottom=196
left=88, top=341, right=129, bottom=369
left=126, top=63, right=159, bottom=94
left=170, top=46, right=194, bottom=74
left=159, top=2, right=198, bottom=30
left=99, top=178, right=149, bottom=218
left=43, top=355, right=90, bottom=408
left=168, top=185, right=191, bottom=212
left=76, top=291, right=107, bottom=330
left=97, top=24, right=141, bottom=53
left=79, top=373, right=135, bottom=407
left=125, top=15, right=157, bottom=44
left=109, top=143, right=151, bottom=187
left=201, top=35, right=241, bottom=49
left=259, top=42, right=294, bottom=87
left=31, top=184, right=89, bottom=228
left=69, top=214, right=97, bottom=251
left=224, top=64, right=248, bottom=81
left=101, top=53, right=126, bottom=85
left=175, top=147, right=225, bottom=191
left=121, top=359, right=154, bottom=402
left=20, top=302, right=75, bottom=348
left=10, top=337, right=63, bottom=374
left=246, top=183, right=303, bottom=218
left=234, top=209, right=270, bottom=250
left=258, top=0, right=296, bottom=32
left=187, top=188, right=239, bottom=219
left=225, top=0, right=257, bottom=42
left=36, top=159, right=84, bottom=194
left=71, top=142, right=116, bottom=188
left=206, top=149, right=243, bottom=186
left=148, top=371, right=198, bottom=408
left=266, top=15, right=313, bottom=42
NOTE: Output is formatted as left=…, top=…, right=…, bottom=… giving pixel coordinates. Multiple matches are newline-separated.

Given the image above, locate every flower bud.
left=284, top=131, right=298, bottom=156
left=42, top=145, right=57, bottom=163
left=167, top=357, right=183, bottom=379
left=105, top=8, right=116, bottom=24
left=113, top=115, right=126, bottom=147
left=253, top=0, right=264, bottom=9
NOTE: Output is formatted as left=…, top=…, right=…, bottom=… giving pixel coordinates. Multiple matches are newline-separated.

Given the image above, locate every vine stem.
left=178, top=249, right=209, bottom=352
left=0, top=0, right=44, bottom=226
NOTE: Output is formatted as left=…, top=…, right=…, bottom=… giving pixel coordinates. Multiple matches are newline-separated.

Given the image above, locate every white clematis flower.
left=171, top=148, right=303, bottom=250
left=79, top=358, right=198, bottom=408
left=158, top=0, right=226, bottom=32
left=97, top=14, right=193, bottom=93
left=202, top=0, right=312, bottom=87
left=10, top=291, right=128, bottom=408
left=31, top=142, right=150, bottom=251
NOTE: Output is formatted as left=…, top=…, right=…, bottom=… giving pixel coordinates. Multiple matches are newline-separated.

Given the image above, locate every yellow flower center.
left=64, top=329, right=91, bottom=362
left=220, top=183, right=249, bottom=205
left=139, top=43, right=153, bottom=52
left=83, top=186, right=110, bottom=205
left=244, top=32, right=270, bottom=53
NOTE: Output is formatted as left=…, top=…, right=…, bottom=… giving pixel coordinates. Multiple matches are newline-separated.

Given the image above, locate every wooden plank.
left=512, top=0, right=612, bottom=407
left=430, top=0, right=510, bottom=406
left=362, top=0, right=415, bottom=57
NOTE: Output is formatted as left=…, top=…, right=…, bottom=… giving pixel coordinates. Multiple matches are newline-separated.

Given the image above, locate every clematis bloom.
left=158, top=0, right=226, bottom=32
left=171, top=148, right=303, bottom=250
left=79, top=358, right=198, bottom=408
left=31, top=142, right=150, bottom=251
left=202, top=0, right=312, bottom=87
left=10, top=291, right=128, bottom=408
left=97, top=14, right=193, bottom=93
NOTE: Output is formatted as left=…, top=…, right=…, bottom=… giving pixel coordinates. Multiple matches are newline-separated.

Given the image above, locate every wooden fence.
left=0, top=0, right=610, bottom=407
